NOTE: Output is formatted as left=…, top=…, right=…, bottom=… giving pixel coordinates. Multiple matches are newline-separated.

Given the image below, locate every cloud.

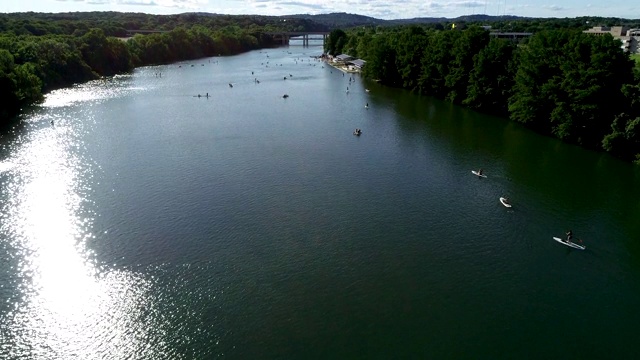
left=276, top=1, right=327, bottom=11
left=543, top=4, right=565, bottom=11
left=62, top=0, right=206, bottom=8
left=154, top=0, right=208, bottom=8
left=117, top=0, right=157, bottom=5
left=458, top=1, right=484, bottom=9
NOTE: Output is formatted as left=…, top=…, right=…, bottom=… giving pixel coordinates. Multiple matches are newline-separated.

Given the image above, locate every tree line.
left=326, top=26, right=640, bottom=163
left=0, top=12, right=328, bottom=126
left=0, top=12, right=328, bottom=37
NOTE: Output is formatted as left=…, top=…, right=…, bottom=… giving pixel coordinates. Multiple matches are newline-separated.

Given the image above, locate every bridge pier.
left=267, top=32, right=329, bottom=47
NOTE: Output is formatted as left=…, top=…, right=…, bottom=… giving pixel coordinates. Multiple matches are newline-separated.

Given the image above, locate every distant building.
left=334, top=54, right=354, bottom=63
left=348, top=59, right=366, bottom=71
left=583, top=26, right=640, bottom=54
left=583, top=26, right=628, bottom=37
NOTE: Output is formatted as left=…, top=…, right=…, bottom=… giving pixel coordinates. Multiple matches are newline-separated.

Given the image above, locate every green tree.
left=508, top=30, right=572, bottom=133
left=325, top=29, right=347, bottom=55
left=558, top=33, right=633, bottom=145
left=362, top=35, right=400, bottom=86
left=464, top=38, right=517, bottom=115
left=510, top=29, right=633, bottom=147
left=444, top=26, right=490, bottom=103
left=418, top=30, right=455, bottom=97
left=602, top=79, right=640, bottom=160
left=394, top=26, right=428, bottom=91
left=13, top=62, right=42, bottom=104
left=0, top=49, right=19, bottom=120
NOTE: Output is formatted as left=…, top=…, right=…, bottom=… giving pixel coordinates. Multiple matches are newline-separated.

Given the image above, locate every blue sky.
left=0, top=0, right=637, bottom=20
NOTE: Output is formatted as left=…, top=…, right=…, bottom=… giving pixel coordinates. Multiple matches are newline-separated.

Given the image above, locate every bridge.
left=264, top=31, right=330, bottom=46
left=125, top=30, right=330, bottom=46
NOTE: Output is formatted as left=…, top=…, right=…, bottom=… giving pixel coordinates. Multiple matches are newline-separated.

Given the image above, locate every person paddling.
left=566, top=230, right=573, bottom=242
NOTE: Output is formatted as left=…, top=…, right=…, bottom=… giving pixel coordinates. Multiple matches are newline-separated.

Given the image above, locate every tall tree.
left=444, top=26, right=490, bottom=103
left=325, top=29, right=347, bottom=55
left=508, top=30, right=573, bottom=133
left=464, top=38, right=517, bottom=115
left=418, top=30, right=455, bottom=97
left=362, top=35, right=400, bottom=86
left=394, top=26, right=429, bottom=91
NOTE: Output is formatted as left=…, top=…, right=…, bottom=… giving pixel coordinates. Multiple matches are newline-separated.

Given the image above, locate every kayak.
left=499, top=197, right=512, bottom=208
left=552, top=237, right=585, bottom=250
left=471, top=170, right=487, bottom=178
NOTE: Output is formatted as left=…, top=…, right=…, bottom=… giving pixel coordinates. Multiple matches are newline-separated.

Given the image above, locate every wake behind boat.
left=553, top=237, right=585, bottom=250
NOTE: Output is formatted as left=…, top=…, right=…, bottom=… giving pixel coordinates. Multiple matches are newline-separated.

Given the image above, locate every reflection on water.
left=41, top=75, right=134, bottom=109
left=0, top=84, right=169, bottom=359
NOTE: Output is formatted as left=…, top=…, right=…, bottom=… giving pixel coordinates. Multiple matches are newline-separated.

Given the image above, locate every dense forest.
left=0, top=12, right=328, bottom=126
left=326, top=25, right=640, bottom=162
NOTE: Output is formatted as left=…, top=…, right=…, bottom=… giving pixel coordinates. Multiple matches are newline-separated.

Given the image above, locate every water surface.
left=1, top=45, right=639, bottom=359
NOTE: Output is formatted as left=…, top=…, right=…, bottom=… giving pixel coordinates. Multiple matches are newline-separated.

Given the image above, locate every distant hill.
left=286, top=13, right=385, bottom=28
left=389, top=14, right=528, bottom=25
left=285, top=12, right=530, bottom=29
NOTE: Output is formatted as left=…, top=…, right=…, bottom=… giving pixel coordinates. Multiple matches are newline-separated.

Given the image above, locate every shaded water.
left=1, top=45, right=640, bottom=358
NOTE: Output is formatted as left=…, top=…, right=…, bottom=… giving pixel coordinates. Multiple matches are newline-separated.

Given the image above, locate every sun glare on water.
left=0, top=86, right=169, bottom=359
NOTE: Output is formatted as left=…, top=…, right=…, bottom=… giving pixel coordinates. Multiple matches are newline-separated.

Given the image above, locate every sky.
left=0, top=0, right=637, bottom=21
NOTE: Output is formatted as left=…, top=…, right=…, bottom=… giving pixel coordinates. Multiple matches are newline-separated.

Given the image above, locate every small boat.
left=499, top=197, right=512, bottom=208
left=471, top=170, right=487, bottom=178
left=552, top=237, right=585, bottom=250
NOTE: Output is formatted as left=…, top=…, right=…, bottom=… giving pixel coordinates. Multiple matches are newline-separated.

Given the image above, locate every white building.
left=583, top=26, right=640, bottom=54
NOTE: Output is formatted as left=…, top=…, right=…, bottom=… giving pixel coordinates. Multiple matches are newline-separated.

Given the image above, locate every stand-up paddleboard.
left=553, top=237, right=585, bottom=250
left=471, top=170, right=487, bottom=178
left=499, top=197, right=512, bottom=208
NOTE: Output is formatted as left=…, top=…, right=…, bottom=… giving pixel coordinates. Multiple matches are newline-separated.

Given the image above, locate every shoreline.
left=325, top=61, right=361, bottom=74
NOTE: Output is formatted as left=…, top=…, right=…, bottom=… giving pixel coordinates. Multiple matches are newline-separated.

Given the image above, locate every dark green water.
left=1, top=45, right=639, bottom=359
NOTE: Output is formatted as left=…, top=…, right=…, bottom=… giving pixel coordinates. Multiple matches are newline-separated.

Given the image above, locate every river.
left=1, top=44, right=639, bottom=359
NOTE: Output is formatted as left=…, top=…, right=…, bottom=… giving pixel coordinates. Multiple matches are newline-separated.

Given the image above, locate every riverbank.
left=325, top=61, right=361, bottom=74
left=316, top=53, right=363, bottom=74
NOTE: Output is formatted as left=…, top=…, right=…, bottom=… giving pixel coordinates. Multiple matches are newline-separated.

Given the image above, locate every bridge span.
left=265, top=31, right=330, bottom=46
